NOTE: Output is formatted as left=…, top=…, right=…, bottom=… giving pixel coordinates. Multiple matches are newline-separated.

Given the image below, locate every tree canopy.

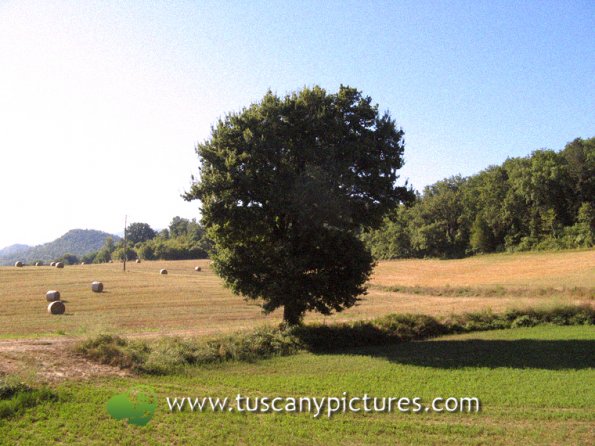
left=185, top=85, right=411, bottom=325
left=126, top=222, right=157, bottom=245
left=362, top=137, right=595, bottom=259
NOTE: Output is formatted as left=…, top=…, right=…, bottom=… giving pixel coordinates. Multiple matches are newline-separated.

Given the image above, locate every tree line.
left=74, top=137, right=593, bottom=267
left=77, top=217, right=212, bottom=264
left=361, top=137, right=594, bottom=259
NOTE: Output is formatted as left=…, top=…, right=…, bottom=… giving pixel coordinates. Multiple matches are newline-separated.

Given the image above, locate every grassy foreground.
left=1, top=325, right=593, bottom=445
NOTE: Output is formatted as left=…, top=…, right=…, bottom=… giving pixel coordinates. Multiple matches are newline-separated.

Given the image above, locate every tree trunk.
left=282, top=303, right=303, bottom=327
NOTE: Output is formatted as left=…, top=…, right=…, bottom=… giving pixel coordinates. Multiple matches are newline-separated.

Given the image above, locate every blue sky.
left=0, top=0, right=593, bottom=247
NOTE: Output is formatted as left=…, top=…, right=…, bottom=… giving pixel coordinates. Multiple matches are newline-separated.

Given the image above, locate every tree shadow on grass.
left=346, top=339, right=595, bottom=370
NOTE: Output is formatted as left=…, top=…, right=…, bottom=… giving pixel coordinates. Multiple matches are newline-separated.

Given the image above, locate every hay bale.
left=50, top=262, right=56, bottom=267
left=15, top=261, right=23, bottom=267
left=35, top=261, right=43, bottom=266
left=108, top=260, right=113, bottom=263
left=160, top=269, right=168, bottom=275
left=91, top=281, right=104, bottom=293
left=48, top=301, right=65, bottom=315
left=81, top=261, right=86, bottom=265
left=46, top=290, right=61, bottom=302
left=55, top=262, right=64, bottom=269
left=194, top=266, right=201, bottom=272
left=136, top=259, right=141, bottom=263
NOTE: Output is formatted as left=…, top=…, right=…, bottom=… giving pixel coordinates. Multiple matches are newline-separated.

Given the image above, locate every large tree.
left=126, top=222, right=156, bottom=245
left=185, top=85, right=411, bottom=325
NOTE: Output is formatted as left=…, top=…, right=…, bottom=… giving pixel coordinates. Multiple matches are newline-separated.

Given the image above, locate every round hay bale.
left=55, top=262, right=64, bottom=269
left=194, top=266, right=201, bottom=272
left=50, top=261, right=56, bottom=267
left=15, top=261, right=23, bottom=267
left=81, top=261, right=86, bottom=265
left=46, top=290, right=61, bottom=302
left=48, top=301, right=65, bottom=315
left=136, top=259, right=141, bottom=263
left=35, top=261, right=43, bottom=266
left=160, top=269, right=168, bottom=275
left=91, top=281, right=104, bottom=293
left=108, top=260, right=113, bottom=263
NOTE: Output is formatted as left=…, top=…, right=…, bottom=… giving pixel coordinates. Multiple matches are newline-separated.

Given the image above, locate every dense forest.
left=362, top=137, right=594, bottom=259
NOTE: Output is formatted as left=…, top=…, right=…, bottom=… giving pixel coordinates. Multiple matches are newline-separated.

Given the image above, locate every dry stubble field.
left=0, top=249, right=593, bottom=339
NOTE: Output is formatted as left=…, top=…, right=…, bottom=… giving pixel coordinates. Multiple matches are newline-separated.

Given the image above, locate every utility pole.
left=123, top=214, right=127, bottom=272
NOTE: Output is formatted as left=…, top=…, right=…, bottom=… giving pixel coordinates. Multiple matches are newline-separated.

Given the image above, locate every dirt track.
left=0, top=328, right=230, bottom=383
left=0, top=337, right=130, bottom=383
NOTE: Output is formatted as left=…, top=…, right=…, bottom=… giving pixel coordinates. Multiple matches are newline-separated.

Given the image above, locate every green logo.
left=107, top=385, right=158, bottom=426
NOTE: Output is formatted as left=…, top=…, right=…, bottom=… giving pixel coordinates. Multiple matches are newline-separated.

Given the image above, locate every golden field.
left=0, top=249, right=593, bottom=339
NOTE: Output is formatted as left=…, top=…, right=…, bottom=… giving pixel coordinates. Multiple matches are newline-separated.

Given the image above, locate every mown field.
left=0, top=249, right=593, bottom=339
left=1, top=325, right=594, bottom=445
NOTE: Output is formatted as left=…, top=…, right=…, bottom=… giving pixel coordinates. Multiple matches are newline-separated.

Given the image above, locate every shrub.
left=375, top=313, right=447, bottom=339
left=511, top=315, right=538, bottom=328
left=77, top=328, right=302, bottom=375
left=140, top=338, right=201, bottom=374
left=81, top=252, right=97, bottom=264
left=75, top=334, right=149, bottom=369
left=57, top=253, right=80, bottom=265
left=76, top=305, right=595, bottom=374
left=0, top=380, right=31, bottom=399
left=0, top=378, right=57, bottom=420
left=291, top=323, right=388, bottom=352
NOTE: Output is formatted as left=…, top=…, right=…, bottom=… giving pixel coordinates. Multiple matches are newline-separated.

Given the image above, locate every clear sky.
left=1, top=0, right=593, bottom=248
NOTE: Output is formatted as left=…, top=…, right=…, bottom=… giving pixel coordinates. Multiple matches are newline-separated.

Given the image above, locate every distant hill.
left=0, top=243, right=30, bottom=258
left=0, top=229, right=119, bottom=265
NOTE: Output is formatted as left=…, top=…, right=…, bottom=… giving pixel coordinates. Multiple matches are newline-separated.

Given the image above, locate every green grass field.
left=1, top=325, right=593, bottom=445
